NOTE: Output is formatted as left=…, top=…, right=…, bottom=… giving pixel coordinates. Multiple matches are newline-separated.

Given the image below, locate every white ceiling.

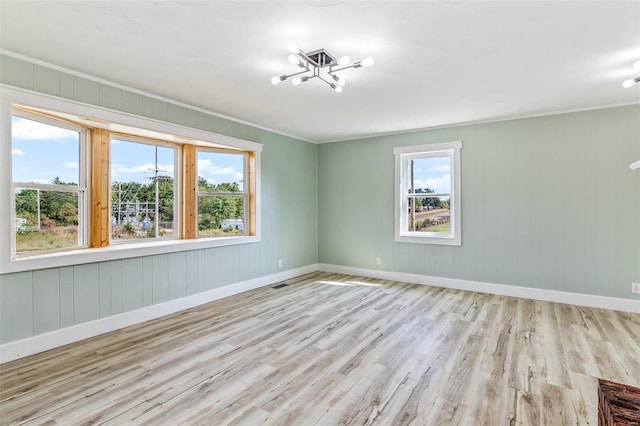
left=1, top=1, right=639, bottom=143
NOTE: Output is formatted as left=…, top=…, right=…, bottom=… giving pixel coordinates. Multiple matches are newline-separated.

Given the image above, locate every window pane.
left=407, top=196, right=450, bottom=233
left=406, top=156, right=451, bottom=194
left=110, top=139, right=175, bottom=240
left=15, top=188, right=80, bottom=253
left=406, top=155, right=452, bottom=234
left=198, top=195, right=245, bottom=236
left=12, top=115, right=80, bottom=185
left=197, top=151, right=245, bottom=192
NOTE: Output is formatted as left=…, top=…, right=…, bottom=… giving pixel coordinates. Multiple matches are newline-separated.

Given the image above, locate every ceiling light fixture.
left=271, top=44, right=374, bottom=93
left=622, top=60, right=640, bottom=88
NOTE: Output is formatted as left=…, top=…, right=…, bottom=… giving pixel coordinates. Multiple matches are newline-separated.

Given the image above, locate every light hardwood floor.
left=1, top=272, right=639, bottom=425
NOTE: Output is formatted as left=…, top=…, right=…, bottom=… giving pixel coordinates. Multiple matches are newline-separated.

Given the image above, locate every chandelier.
left=271, top=43, right=374, bottom=93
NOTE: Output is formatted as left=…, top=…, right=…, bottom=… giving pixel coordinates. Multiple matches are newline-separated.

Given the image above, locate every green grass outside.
left=16, top=227, right=78, bottom=253
left=423, top=223, right=450, bottom=233
left=198, top=228, right=244, bottom=237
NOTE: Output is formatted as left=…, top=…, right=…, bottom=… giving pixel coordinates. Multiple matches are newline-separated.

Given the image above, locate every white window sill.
left=395, top=233, right=461, bottom=246
left=1, top=235, right=261, bottom=274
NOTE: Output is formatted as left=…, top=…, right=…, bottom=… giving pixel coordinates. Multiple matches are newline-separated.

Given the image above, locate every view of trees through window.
left=110, top=178, right=175, bottom=240
left=14, top=184, right=81, bottom=253
left=12, top=115, right=84, bottom=253
left=406, top=156, right=451, bottom=233
left=197, top=151, right=246, bottom=236
left=11, top=108, right=256, bottom=257
left=110, top=138, right=175, bottom=240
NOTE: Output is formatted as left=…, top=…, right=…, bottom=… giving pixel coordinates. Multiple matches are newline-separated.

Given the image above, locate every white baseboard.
left=0, top=264, right=319, bottom=364
left=3, top=263, right=637, bottom=364
left=318, top=264, right=640, bottom=314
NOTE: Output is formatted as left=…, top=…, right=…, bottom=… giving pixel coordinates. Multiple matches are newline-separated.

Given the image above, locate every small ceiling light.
left=361, top=57, right=375, bottom=67
left=288, top=43, right=300, bottom=54
left=292, top=76, right=310, bottom=86
left=271, top=44, right=374, bottom=93
left=288, top=54, right=303, bottom=66
left=331, top=74, right=346, bottom=86
left=623, top=60, right=640, bottom=88
left=287, top=54, right=306, bottom=69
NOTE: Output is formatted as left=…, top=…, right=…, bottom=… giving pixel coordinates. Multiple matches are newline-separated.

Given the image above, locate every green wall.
left=0, top=55, right=319, bottom=344
left=319, top=106, right=640, bottom=300
left=1, top=53, right=638, bottom=348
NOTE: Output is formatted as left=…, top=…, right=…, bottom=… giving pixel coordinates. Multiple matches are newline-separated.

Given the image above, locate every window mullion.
left=90, top=128, right=110, bottom=247
left=182, top=144, right=197, bottom=239
left=13, top=182, right=85, bottom=192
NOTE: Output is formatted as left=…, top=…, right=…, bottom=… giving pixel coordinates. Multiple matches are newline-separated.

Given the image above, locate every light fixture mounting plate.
left=306, top=49, right=337, bottom=68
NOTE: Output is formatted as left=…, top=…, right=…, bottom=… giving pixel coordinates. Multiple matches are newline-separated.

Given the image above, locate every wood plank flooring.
left=1, top=272, right=639, bottom=425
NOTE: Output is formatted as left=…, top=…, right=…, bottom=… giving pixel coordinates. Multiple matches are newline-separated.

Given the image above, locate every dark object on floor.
left=598, top=379, right=640, bottom=425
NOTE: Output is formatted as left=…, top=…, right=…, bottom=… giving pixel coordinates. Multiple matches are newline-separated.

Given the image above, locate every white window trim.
left=0, top=85, right=262, bottom=274
left=393, top=141, right=462, bottom=246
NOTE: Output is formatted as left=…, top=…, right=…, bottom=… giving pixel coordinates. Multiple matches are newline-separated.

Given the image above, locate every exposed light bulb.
left=287, top=54, right=305, bottom=68
left=292, top=77, right=302, bottom=85
left=634, top=60, right=640, bottom=70
left=338, top=56, right=351, bottom=65
left=271, top=76, right=282, bottom=85
left=361, top=57, right=375, bottom=67
left=288, top=43, right=300, bottom=54
left=331, top=74, right=346, bottom=86
left=623, top=78, right=637, bottom=88
left=334, top=85, right=343, bottom=93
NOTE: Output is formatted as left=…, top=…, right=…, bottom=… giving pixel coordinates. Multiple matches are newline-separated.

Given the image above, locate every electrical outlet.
left=375, top=257, right=381, bottom=266
left=632, top=283, right=640, bottom=294
left=278, top=259, right=282, bottom=268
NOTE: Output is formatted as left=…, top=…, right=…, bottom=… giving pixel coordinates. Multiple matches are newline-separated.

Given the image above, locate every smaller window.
left=196, top=150, right=248, bottom=237
left=394, top=141, right=462, bottom=246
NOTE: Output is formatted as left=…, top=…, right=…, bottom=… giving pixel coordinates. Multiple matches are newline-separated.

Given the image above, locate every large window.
left=11, top=112, right=88, bottom=254
left=1, top=87, right=262, bottom=273
left=394, top=141, right=462, bottom=245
